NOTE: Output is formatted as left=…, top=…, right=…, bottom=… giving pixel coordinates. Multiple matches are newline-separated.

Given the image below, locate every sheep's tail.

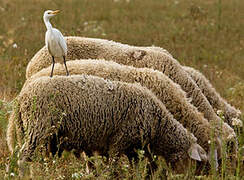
left=6, top=102, right=23, bottom=155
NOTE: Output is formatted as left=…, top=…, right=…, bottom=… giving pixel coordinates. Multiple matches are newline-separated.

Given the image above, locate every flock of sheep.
left=7, top=36, right=242, bottom=176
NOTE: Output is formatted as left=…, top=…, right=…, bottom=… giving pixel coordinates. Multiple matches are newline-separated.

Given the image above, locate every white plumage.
left=43, top=10, right=69, bottom=77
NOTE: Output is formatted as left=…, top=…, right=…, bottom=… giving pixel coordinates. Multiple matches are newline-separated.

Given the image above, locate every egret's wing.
left=53, top=28, right=67, bottom=56
left=45, top=31, right=49, bottom=47
left=45, top=31, right=52, bottom=54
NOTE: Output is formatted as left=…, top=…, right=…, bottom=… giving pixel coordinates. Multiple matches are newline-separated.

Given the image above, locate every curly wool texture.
left=14, top=75, right=202, bottom=166
left=183, top=66, right=242, bottom=127
left=145, top=46, right=173, bottom=57
left=26, top=36, right=234, bottom=140
left=25, top=60, right=216, bottom=152
left=26, top=37, right=173, bottom=79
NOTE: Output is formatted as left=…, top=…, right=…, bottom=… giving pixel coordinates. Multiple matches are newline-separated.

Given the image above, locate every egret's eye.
left=48, top=12, right=51, bottom=14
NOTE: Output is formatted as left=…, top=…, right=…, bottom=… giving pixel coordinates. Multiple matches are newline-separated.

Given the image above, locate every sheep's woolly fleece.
left=26, top=36, right=235, bottom=142
left=25, top=59, right=219, bottom=153
left=183, top=66, right=242, bottom=127
left=14, top=75, right=207, bottom=169
left=144, top=45, right=242, bottom=128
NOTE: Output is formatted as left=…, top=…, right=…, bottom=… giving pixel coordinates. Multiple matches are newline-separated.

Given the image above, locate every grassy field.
left=0, top=0, right=243, bottom=179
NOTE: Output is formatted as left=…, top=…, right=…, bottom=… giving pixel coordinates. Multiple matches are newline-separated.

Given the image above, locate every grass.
left=0, top=0, right=243, bottom=179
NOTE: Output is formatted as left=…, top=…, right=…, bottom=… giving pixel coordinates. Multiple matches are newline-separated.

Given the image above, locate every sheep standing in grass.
left=12, top=75, right=207, bottom=176
left=24, top=59, right=222, bottom=156
left=26, top=36, right=236, bottom=143
left=183, top=66, right=242, bottom=127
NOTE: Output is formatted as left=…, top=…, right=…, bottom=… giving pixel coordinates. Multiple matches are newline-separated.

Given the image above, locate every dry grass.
left=0, top=0, right=243, bottom=179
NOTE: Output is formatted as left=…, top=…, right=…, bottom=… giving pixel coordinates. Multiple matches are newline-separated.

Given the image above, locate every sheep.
left=24, top=59, right=222, bottom=155
left=12, top=75, right=208, bottom=176
left=147, top=45, right=242, bottom=128
left=183, top=66, right=242, bottom=127
left=26, top=37, right=174, bottom=79
left=26, top=36, right=236, bottom=143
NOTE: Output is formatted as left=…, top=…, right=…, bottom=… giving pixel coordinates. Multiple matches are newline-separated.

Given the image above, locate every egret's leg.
left=63, top=56, right=69, bottom=76
left=50, top=56, right=55, bottom=78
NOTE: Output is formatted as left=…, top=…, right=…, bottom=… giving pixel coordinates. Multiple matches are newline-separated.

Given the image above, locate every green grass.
left=0, top=0, right=243, bottom=179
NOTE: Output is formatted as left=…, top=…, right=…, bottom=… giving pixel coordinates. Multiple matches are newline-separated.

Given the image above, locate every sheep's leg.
left=107, top=134, right=127, bottom=166
left=50, top=56, right=55, bottom=77
left=18, top=127, right=46, bottom=177
left=81, top=152, right=91, bottom=174
left=147, top=156, right=163, bottom=178
left=45, top=135, right=58, bottom=158
left=108, top=128, right=141, bottom=169
left=63, top=56, right=69, bottom=76
left=18, top=142, right=33, bottom=177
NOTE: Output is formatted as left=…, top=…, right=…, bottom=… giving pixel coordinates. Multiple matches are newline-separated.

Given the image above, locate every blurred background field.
left=0, top=0, right=243, bottom=179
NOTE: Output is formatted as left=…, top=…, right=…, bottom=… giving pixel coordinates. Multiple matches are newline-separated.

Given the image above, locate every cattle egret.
left=43, top=10, right=69, bottom=77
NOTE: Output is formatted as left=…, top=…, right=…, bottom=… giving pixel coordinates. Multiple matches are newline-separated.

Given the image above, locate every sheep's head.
left=222, top=123, right=238, bottom=156
left=171, top=143, right=208, bottom=173
left=188, top=143, right=208, bottom=162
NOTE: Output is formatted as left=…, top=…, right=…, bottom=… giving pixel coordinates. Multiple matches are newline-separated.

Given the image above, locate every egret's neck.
left=44, top=17, right=53, bottom=31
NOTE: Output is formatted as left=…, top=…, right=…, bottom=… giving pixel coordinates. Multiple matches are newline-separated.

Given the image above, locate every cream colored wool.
left=26, top=37, right=174, bottom=78
left=183, top=66, right=242, bottom=127
left=145, top=46, right=173, bottom=57
left=141, top=45, right=241, bottom=128
left=26, top=36, right=235, bottom=142
left=25, top=59, right=220, bottom=153
left=12, top=75, right=207, bottom=175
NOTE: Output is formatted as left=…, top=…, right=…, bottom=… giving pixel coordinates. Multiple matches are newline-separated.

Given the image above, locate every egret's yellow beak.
left=51, top=10, right=60, bottom=15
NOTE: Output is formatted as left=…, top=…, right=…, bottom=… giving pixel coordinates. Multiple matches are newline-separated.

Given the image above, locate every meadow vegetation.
left=0, top=0, right=243, bottom=179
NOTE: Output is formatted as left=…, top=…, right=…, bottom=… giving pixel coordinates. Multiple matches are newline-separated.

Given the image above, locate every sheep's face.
left=171, top=143, right=208, bottom=173
left=188, top=143, right=208, bottom=162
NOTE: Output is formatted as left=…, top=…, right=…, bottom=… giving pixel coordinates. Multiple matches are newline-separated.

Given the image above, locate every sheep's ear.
left=188, top=144, right=201, bottom=161
left=197, top=144, right=208, bottom=162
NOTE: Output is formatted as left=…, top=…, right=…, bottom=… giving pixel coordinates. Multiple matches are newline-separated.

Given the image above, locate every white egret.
left=43, top=10, right=69, bottom=77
